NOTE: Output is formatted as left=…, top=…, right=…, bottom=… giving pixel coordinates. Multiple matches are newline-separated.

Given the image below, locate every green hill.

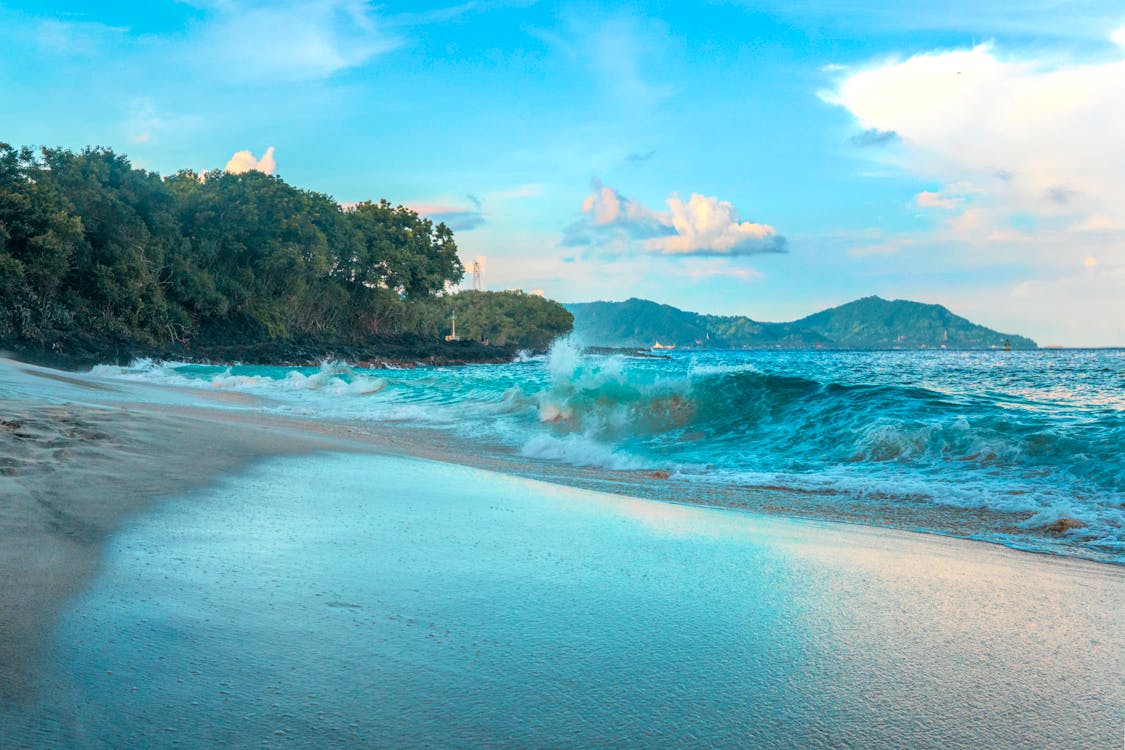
left=565, top=296, right=1036, bottom=350
left=560, top=299, right=709, bottom=348
left=794, top=296, right=1037, bottom=349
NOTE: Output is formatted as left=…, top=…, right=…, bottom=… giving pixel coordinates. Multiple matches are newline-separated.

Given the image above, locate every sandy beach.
left=0, top=358, right=344, bottom=697
left=1, top=357, right=1122, bottom=747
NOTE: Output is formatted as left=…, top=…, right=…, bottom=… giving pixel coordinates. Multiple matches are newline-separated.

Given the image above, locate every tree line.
left=0, top=144, right=571, bottom=357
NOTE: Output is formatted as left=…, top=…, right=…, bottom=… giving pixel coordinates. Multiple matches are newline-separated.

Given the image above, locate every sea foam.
left=89, top=347, right=1125, bottom=562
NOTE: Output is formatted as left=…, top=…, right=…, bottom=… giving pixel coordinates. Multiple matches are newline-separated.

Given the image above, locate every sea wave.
left=87, top=346, right=1125, bottom=561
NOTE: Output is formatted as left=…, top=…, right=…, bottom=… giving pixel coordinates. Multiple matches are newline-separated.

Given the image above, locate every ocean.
left=92, top=343, right=1124, bottom=564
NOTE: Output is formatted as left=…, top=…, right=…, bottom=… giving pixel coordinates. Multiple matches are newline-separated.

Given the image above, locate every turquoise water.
left=8, top=455, right=1123, bottom=748
left=92, top=344, right=1125, bottom=562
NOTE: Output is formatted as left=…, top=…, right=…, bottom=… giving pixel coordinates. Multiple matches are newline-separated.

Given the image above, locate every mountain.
left=564, top=296, right=1037, bottom=350
left=793, top=296, right=1037, bottom=349
left=563, top=298, right=827, bottom=348
left=559, top=299, right=708, bottom=348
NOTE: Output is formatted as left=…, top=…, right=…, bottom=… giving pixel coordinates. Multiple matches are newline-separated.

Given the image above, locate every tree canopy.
left=0, top=143, right=571, bottom=358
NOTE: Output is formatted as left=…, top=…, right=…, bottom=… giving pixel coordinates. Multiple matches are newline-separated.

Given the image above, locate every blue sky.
left=2, top=1, right=1123, bottom=344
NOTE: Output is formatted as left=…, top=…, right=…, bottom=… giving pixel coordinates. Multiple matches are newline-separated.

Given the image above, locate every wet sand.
left=0, top=359, right=339, bottom=696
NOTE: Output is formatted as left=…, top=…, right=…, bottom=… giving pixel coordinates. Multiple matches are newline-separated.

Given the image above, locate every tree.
left=0, top=142, right=570, bottom=354
left=344, top=200, right=463, bottom=299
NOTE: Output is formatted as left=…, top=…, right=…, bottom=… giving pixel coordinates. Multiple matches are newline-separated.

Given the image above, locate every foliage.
left=417, top=291, right=575, bottom=350
left=0, top=143, right=571, bottom=354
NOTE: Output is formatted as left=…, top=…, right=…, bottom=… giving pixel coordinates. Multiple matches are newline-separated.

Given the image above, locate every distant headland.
left=565, top=296, right=1037, bottom=350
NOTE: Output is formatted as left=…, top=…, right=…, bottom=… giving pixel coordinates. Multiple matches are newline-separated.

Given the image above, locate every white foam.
left=687, top=361, right=762, bottom=379
left=520, top=433, right=649, bottom=471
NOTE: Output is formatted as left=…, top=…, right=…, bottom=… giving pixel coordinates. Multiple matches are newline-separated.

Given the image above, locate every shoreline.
left=0, top=333, right=525, bottom=373
left=1, top=356, right=1121, bottom=700
left=0, top=360, right=359, bottom=697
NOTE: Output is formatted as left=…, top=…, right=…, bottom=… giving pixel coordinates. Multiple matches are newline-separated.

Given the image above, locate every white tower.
left=471, top=257, right=485, bottom=291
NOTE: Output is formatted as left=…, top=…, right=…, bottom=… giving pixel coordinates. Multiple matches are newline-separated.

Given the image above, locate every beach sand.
left=0, top=359, right=342, bottom=697
left=1, top=358, right=1122, bottom=747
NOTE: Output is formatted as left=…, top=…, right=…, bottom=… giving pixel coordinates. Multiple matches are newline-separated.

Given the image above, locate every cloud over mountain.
left=565, top=180, right=785, bottom=257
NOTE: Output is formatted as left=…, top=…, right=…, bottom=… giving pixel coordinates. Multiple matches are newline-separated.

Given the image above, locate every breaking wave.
left=88, top=343, right=1125, bottom=561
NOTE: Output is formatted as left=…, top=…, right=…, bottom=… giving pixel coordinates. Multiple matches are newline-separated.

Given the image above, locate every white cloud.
left=565, top=181, right=785, bottom=257
left=125, top=98, right=162, bottom=145
left=225, top=146, right=276, bottom=174
left=580, top=181, right=661, bottom=230
left=408, top=200, right=485, bottom=231
left=1072, top=214, right=1117, bottom=232
left=655, top=194, right=781, bottom=256
left=825, top=41, right=1125, bottom=235
left=195, top=1, right=400, bottom=81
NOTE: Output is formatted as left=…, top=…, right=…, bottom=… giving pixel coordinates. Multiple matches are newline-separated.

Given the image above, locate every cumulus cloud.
left=824, top=30, right=1125, bottom=347
left=656, top=194, right=784, bottom=256
left=564, top=180, right=785, bottom=257
left=225, top=146, right=277, bottom=174
left=579, top=181, right=670, bottom=237
left=824, top=40, right=1125, bottom=239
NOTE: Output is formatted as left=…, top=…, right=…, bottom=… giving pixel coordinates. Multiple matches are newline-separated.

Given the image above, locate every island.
left=566, top=296, right=1037, bottom=350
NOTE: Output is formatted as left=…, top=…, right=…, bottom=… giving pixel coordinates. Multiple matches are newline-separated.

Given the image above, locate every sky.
left=1, top=1, right=1123, bottom=345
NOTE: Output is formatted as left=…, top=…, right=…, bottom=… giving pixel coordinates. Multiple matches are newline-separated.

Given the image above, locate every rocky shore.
left=1, top=331, right=524, bottom=371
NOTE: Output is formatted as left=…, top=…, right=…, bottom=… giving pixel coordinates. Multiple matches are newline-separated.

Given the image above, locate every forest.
left=0, top=144, right=571, bottom=365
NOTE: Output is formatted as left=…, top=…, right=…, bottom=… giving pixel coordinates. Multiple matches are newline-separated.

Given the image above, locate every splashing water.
left=90, top=346, right=1125, bottom=562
